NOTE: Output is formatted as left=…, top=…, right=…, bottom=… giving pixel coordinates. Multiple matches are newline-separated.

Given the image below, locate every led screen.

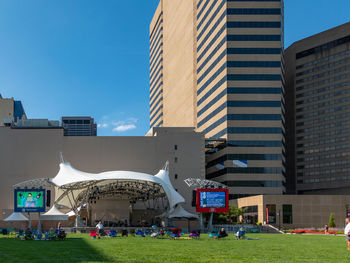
left=196, top=189, right=229, bottom=213
left=14, top=189, right=46, bottom=213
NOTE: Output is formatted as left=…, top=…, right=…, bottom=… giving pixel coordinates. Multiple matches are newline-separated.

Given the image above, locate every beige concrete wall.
left=0, top=97, right=14, bottom=126
left=237, top=195, right=350, bottom=228
left=0, top=127, right=204, bottom=225
left=159, top=0, right=197, bottom=128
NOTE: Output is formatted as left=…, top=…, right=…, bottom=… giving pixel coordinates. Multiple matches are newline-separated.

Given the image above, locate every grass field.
left=1, top=233, right=350, bottom=263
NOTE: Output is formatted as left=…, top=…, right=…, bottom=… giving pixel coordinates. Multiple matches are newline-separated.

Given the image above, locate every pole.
left=208, top=212, right=213, bottom=233
left=199, top=213, right=203, bottom=233
left=28, top=213, right=32, bottom=230
left=38, top=212, right=41, bottom=233
left=278, top=209, right=281, bottom=230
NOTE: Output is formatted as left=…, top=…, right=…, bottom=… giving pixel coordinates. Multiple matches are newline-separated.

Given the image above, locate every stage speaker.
left=46, top=190, right=51, bottom=207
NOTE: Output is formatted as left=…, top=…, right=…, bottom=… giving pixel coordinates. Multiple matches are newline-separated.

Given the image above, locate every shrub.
left=328, top=213, right=336, bottom=228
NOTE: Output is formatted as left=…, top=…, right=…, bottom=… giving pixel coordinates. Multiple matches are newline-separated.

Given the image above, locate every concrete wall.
left=0, top=97, right=14, bottom=126
left=0, top=126, right=205, bottom=224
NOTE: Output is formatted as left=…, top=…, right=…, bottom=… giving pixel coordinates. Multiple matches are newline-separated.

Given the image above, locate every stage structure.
left=13, top=159, right=189, bottom=228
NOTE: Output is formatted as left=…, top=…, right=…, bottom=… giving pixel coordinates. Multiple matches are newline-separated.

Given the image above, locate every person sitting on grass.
left=344, top=217, right=350, bottom=250
left=324, top=224, right=329, bottom=235
left=48, top=228, right=56, bottom=240
left=235, top=227, right=246, bottom=240
left=218, top=227, right=228, bottom=238
left=24, top=228, right=33, bottom=240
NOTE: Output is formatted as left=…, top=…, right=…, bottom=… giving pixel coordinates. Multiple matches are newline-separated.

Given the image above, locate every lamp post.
left=277, top=209, right=281, bottom=230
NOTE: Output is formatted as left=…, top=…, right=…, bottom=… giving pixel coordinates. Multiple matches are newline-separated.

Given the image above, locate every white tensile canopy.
left=51, top=161, right=185, bottom=212
left=40, top=204, right=69, bottom=221
left=3, top=212, right=28, bottom=221
left=158, top=204, right=199, bottom=219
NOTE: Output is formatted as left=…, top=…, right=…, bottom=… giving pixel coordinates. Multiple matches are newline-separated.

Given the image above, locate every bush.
left=328, top=213, right=336, bottom=228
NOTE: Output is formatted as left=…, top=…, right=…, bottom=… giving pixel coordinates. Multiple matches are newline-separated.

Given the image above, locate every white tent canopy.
left=40, top=204, right=68, bottom=221
left=3, top=212, right=28, bottom=222
left=159, top=204, right=199, bottom=219
left=51, top=162, right=184, bottom=210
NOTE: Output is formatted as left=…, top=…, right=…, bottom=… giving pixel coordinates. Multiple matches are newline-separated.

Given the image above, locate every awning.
left=158, top=204, right=199, bottom=219
left=40, top=205, right=68, bottom=221
left=3, top=212, right=28, bottom=221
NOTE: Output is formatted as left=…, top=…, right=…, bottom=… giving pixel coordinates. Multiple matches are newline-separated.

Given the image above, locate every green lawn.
left=0, top=233, right=350, bottom=263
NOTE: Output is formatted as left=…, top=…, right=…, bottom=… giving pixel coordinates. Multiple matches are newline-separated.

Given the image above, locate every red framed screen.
left=196, top=189, right=229, bottom=213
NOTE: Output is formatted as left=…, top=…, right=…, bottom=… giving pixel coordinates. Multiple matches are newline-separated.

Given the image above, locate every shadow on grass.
left=0, top=236, right=112, bottom=263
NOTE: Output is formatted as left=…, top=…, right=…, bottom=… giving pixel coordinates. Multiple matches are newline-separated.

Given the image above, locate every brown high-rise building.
left=285, top=22, right=350, bottom=195
left=150, top=0, right=285, bottom=199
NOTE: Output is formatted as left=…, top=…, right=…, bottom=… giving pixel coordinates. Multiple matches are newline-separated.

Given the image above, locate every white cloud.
left=113, top=124, right=136, bottom=132
left=97, top=123, right=108, bottom=128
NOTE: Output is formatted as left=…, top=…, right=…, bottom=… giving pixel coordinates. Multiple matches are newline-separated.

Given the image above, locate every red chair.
left=90, top=230, right=99, bottom=239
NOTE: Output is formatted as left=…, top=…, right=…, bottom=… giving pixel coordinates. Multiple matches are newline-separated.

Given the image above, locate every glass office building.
left=285, top=22, right=350, bottom=194
left=150, top=0, right=285, bottom=199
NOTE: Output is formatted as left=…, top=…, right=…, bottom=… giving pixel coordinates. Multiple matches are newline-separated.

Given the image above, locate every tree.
left=328, top=213, right=336, bottom=228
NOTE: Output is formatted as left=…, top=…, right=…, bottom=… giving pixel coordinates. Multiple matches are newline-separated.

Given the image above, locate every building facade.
left=0, top=126, right=205, bottom=226
left=150, top=0, right=285, bottom=199
left=62, top=116, right=97, bottom=136
left=237, top=195, right=350, bottom=228
left=0, top=94, right=26, bottom=126
left=285, top=22, right=350, bottom=194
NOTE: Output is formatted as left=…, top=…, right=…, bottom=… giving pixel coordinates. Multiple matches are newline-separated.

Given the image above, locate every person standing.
left=96, top=221, right=104, bottom=234
left=324, top=224, right=329, bottom=235
left=344, top=218, right=350, bottom=250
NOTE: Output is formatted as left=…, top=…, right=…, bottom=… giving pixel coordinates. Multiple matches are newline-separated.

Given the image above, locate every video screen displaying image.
left=199, top=191, right=226, bottom=208
left=15, top=190, right=45, bottom=212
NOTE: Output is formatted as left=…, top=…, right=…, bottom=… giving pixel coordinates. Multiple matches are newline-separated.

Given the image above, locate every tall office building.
left=62, top=116, right=97, bottom=136
left=150, top=0, right=285, bottom=198
left=285, top=22, right=350, bottom=194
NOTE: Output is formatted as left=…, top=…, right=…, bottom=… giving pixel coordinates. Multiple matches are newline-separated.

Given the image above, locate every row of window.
left=296, top=35, right=350, bottom=60
left=296, top=49, right=350, bottom=70
left=301, top=167, right=350, bottom=177
left=149, top=48, right=162, bottom=71
left=198, top=60, right=281, bottom=85
left=296, top=56, right=350, bottom=77
left=297, top=85, right=350, bottom=106
left=297, top=79, right=350, bottom=100
left=303, top=141, right=350, bottom=155
left=150, top=17, right=162, bottom=43
left=227, top=140, right=282, bottom=147
left=303, top=151, right=350, bottom=163
left=197, top=0, right=225, bottom=37
left=207, top=153, right=282, bottom=167
left=299, top=127, right=350, bottom=141
left=63, top=120, right=91, bottom=124
left=302, top=159, right=350, bottom=170
left=207, top=168, right=283, bottom=179
left=150, top=105, right=163, bottom=122
left=298, top=119, right=350, bottom=134
left=197, top=87, right=281, bottom=125
left=198, top=71, right=281, bottom=96
left=211, top=127, right=283, bottom=139
left=200, top=113, right=281, bottom=134
left=150, top=89, right=162, bottom=107
left=296, top=97, right=350, bottom=121
left=150, top=113, right=163, bottom=128
left=150, top=80, right=162, bottom=100
left=296, top=64, right=350, bottom=84
left=296, top=72, right=350, bottom=92
left=296, top=94, right=350, bottom=113
left=303, top=175, right=350, bottom=184
left=150, top=32, right=162, bottom=59
left=227, top=8, right=281, bottom=15
left=222, top=180, right=283, bottom=187
left=301, top=134, right=350, bottom=148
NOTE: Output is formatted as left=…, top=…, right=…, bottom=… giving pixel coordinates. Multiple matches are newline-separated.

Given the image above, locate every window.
left=174, top=145, right=178, bottom=150
left=174, top=157, right=178, bottom=163
left=175, top=174, right=178, bottom=179
left=283, top=205, right=293, bottom=224
left=192, top=190, right=196, bottom=207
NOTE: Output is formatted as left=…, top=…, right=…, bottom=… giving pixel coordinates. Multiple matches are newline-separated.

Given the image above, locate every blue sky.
left=0, top=0, right=349, bottom=136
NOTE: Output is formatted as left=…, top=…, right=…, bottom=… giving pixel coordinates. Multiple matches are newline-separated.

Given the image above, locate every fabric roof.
left=3, top=212, right=28, bottom=221
left=158, top=204, right=199, bottom=219
left=40, top=205, right=68, bottom=221
left=51, top=162, right=184, bottom=209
